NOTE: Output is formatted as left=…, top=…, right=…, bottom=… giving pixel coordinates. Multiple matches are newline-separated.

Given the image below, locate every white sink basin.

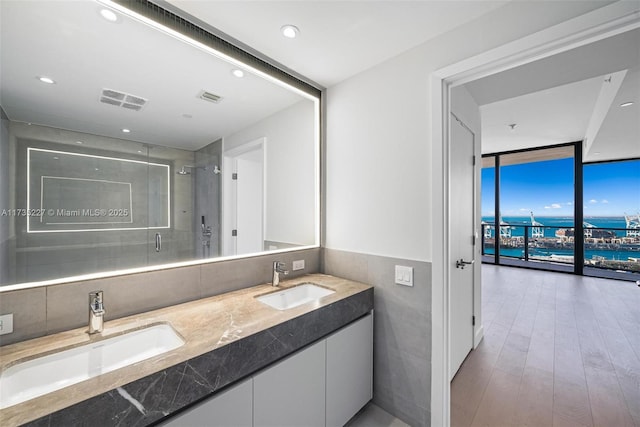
left=257, top=283, right=335, bottom=310
left=0, top=323, right=184, bottom=409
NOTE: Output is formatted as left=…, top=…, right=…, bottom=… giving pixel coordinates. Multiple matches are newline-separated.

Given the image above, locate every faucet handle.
left=273, top=261, right=288, bottom=273
left=89, top=291, right=104, bottom=313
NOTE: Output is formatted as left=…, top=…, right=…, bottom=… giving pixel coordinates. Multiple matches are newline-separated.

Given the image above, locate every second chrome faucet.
left=88, top=290, right=105, bottom=334
left=272, top=261, right=289, bottom=286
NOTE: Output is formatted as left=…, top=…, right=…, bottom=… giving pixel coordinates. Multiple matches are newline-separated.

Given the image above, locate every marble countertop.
left=0, top=274, right=372, bottom=426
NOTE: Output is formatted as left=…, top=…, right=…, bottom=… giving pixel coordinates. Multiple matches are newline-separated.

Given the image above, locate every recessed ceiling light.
left=38, top=76, right=55, bottom=84
left=281, top=25, right=299, bottom=39
left=100, top=9, right=118, bottom=22
left=232, top=69, right=245, bottom=78
left=122, top=128, right=131, bottom=133
left=53, top=156, right=59, bottom=160
left=593, top=151, right=601, bottom=155
left=620, top=101, right=634, bottom=107
left=75, top=141, right=83, bottom=144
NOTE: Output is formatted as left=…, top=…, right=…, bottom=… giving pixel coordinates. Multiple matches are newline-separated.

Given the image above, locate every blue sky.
left=481, top=158, right=640, bottom=217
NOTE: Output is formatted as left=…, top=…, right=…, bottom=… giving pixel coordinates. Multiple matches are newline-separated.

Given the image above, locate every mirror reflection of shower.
left=176, top=164, right=221, bottom=175
left=181, top=139, right=223, bottom=259
left=201, top=215, right=212, bottom=258
left=176, top=165, right=222, bottom=258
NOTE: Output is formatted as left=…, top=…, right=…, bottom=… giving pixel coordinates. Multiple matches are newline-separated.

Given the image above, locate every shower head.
left=176, top=164, right=220, bottom=175
left=176, top=166, right=191, bottom=175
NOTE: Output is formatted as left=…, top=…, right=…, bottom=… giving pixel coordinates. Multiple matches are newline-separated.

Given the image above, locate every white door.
left=235, top=150, right=263, bottom=254
left=449, top=114, right=476, bottom=380
left=222, top=138, right=265, bottom=256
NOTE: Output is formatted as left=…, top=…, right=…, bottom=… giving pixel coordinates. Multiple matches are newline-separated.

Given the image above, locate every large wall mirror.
left=0, top=0, right=320, bottom=288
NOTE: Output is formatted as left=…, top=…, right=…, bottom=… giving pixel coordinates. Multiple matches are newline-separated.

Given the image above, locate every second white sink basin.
left=0, top=323, right=184, bottom=409
left=257, top=283, right=335, bottom=310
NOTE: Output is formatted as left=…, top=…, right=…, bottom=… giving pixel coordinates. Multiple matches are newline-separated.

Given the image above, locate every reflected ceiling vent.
left=198, top=90, right=223, bottom=104
left=100, top=88, right=148, bottom=111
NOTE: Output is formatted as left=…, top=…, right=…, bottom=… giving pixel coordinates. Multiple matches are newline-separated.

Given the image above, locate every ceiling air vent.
left=198, top=90, right=223, bottom=104
left=100, top=88, right=148, bottom=111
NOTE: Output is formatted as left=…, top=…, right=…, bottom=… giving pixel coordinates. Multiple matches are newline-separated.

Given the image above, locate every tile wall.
left=323, top=248, right=432, bottom=426
left=0, top=248, right=320, bottom=346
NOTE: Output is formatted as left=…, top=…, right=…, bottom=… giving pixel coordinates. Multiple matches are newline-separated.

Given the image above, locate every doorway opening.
left=222, top=138, right=266, bottom=256
left=431, top=4, right=640, bottom=425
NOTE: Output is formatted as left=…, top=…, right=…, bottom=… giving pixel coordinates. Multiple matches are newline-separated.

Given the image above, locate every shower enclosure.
left=2, top=120, right=223, bottom=284
left=175, top=139, right=223, bottom=259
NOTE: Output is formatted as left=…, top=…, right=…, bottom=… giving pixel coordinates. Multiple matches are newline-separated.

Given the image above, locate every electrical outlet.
left=292, top=260, right=305, bottom=271
left=0, top=313, right=14, bottom=335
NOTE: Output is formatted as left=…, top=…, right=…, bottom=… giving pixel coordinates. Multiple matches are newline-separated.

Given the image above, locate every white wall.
left=224, top=100, right=316, bottom=246
left=325, top=0, right=613, bottom=262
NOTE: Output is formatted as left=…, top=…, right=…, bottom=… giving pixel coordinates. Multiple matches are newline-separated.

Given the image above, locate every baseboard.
left=474, top=324, right=484, bottom=349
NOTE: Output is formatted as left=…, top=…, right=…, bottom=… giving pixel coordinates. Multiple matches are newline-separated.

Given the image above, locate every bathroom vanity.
left=163, top=313, right=373, bottom=427
left=0, top=274, right=373, bottom=427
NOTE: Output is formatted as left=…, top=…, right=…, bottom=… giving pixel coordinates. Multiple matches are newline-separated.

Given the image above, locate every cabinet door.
left=254, top=340, right=326, bottom=427
left=162, top=378, right=252, bottom=427
left=326, top=313, right=373, bottom=427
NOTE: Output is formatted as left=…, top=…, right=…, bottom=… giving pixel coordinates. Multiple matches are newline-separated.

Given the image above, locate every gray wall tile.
left=0, top=287, right=47, bottom=346
left=199, top=248, right=321, bottom=297
left=375, top=384, right=431, bottom=427
left=322, top=247, right=368, bottom=282
left=323, top=248, right=431, bottom=427
left=1, top=248, right=321, bottom=344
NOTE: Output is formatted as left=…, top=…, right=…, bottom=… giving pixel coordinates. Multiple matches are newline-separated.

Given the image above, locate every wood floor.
left=451, top=264, right=640, bottom=427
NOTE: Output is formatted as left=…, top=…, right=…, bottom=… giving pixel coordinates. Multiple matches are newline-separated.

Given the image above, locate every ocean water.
left=481, top=216, right=639, bottom=261
left=481, top=216, right=631, bottom=238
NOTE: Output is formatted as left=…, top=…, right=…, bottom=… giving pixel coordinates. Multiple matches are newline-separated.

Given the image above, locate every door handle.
left=155, top=233, right=162, bottom=252
left=455, top=258, right=474, bottom=269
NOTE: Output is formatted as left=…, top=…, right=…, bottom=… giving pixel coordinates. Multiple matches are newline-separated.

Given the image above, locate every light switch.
left=292, top=260, right=305, bottom=271
left=395, top=265, right=413, bottom=287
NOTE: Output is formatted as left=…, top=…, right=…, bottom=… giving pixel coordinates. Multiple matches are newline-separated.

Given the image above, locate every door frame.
left=222, top=137, right=267, bottom=256
left=430, top=3, right=640, bottom=426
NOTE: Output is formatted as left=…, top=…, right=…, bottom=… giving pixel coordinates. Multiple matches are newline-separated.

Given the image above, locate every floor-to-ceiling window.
left=481, top=157, right=496, bottom=262
left=482, top=145, right=640, bottom=280
left=583, top=158, right=640, bottom=278
left=482, top=144, right=577, bottom=272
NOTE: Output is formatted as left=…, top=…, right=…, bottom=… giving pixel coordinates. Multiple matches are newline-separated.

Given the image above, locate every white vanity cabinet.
left=326, top=313, right=374, bottom=427
left=162, top=312, right=373, bottom=427
left=254, top=340, right=327, bottom=427
left=162, top=378, right=253, bottom=427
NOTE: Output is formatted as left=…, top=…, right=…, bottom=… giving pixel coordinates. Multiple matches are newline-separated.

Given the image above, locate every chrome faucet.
left=88, top=291, right=105, bottom=334
left=272, top=261, right=289, bottom=286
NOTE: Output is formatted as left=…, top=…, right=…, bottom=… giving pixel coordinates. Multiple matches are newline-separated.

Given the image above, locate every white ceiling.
left=0, top=0, right=307, bottom=151
left=2, top=0, right=637, bottom=161
left=593, top=67, right=640, bottom=162
left=478, top=76, right=604, bottom=154
left=166, top=0, right=509, bottom=88
left=466, top=28, right=640, bottom=162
